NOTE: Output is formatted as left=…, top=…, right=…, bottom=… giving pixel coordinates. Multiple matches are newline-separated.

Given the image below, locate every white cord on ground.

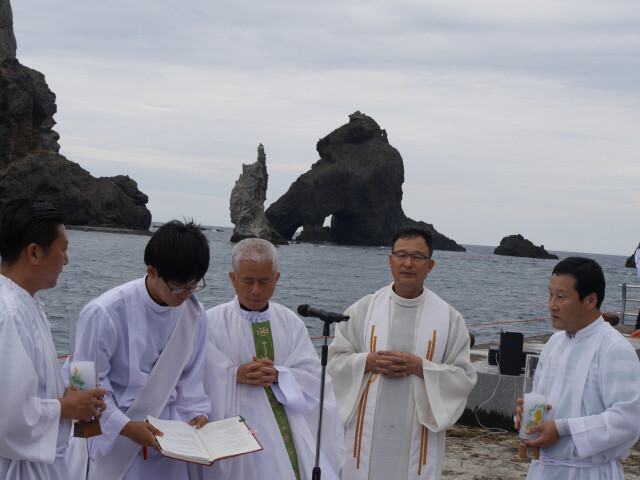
left=470, top=374, right=508, bottom=441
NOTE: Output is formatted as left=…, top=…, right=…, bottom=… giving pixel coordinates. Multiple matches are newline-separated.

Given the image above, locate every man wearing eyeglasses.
left=328, top=226, right=476, bottom=480
left=69, top=220, right=211, bottom=480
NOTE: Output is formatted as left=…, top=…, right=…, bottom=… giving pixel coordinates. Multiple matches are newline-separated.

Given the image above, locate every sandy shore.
left=443, top=424, right=640, bottom=479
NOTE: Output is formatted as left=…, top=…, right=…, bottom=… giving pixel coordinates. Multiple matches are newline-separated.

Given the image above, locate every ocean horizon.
left=40, top=227, right=640, bottom=356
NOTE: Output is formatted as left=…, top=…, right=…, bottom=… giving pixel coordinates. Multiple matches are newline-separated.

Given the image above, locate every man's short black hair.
left=0, top=199, right=65, bottom=265
left=391, top=226, right=434, bottom=256
left=552, top=256, right=605, bottom=309
left=144, top=220, right=210, bottom=284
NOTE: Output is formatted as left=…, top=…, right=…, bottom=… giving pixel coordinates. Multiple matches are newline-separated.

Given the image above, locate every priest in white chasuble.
left=328, top=226, right=476, bottom=480
left=0, top=200, right=106, bottom=480
left=203, top=238, right=345, bottom=480
left=516, top=257, right=640, bottom=480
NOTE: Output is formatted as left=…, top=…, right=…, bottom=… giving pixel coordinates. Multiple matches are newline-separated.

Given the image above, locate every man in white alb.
left=71, top=220, right=212, bottom=480
left=203, top=238, right=344, bottom=480
left=328, top=226, right=476, bottom=480
left=515, top=256, right=640, bottom=479
left=0, top=199, right=106, bottom=480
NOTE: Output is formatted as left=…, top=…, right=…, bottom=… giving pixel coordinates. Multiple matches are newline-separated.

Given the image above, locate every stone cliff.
left=229, top=144, right=287, bottom=244
left=265, top=112, right=464, bottom=250
left=493, top=234, right=558, bottom=259
left=0, top=0, right=16, bottom=62
left=0, top=0, right=151, bottom=230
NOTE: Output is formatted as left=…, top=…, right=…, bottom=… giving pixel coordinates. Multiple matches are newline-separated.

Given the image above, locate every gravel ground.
left=442, top=424, right=640, bottom=479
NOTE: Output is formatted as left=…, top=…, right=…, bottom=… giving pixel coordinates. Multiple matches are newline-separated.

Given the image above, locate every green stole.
left=251, top=320, right=301, bottom=480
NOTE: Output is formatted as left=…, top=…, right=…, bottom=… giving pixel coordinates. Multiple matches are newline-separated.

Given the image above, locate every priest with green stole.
left=203, top=238, right=344, bottom=480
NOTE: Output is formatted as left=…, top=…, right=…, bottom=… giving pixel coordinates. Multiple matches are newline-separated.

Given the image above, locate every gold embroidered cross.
left=256, top=326, right=269, bottom=337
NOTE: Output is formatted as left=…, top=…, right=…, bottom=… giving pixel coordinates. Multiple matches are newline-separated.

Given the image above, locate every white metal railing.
left=620, top=283, right=640, bottom=326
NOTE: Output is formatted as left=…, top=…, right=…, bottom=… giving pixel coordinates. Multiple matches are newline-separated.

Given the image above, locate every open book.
left=146, top=415, right=262, bottom=466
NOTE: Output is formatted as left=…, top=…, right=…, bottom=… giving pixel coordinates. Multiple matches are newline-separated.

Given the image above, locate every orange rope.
left=466, top=309, right=637, bottom=328
left=58, top=309, right=639, bottom=354
left=309, top=309, right=638, bottom=336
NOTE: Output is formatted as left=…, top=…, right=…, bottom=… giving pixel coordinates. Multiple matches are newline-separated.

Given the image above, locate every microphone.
left=297, top=304, right=349, bottom=323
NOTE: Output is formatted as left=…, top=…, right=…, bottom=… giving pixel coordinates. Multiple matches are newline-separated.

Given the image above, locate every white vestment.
left=203, top=298, right=345, bottom=480
left=71, top=277, right=211, bottom=480
left=526, top=318, right=640, bottom=480
left=0, top=274, right=71, bottom=479
left=327, top=285, right=476, bottom=480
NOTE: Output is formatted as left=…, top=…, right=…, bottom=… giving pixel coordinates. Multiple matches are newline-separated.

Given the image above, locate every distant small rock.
left=66, top=225, right=151, bottom=237
left=493, top=234, right=558, bottom=259
left=229, top=144, right=287, bottom=245
left=625, top=242, right=640, bottom=268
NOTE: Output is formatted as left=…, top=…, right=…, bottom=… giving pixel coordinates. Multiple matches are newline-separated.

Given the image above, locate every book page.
left=199, top=416, right=261, bottom=460
left=147, top=416, right=211, bottom=463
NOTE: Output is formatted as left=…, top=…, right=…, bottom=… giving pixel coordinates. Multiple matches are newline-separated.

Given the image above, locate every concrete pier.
left=458, top=324, right=640, bottom=430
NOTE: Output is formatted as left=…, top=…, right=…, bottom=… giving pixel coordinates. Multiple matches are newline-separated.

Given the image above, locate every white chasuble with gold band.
left=344, top=285, right=449, bottom=480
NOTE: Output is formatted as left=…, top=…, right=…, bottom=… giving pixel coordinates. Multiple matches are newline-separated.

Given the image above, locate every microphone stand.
left=311, top=317, right=332, bottom=480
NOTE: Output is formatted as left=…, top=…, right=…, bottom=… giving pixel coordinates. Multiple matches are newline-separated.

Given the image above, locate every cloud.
left=10, top=0, right=640, bottom=255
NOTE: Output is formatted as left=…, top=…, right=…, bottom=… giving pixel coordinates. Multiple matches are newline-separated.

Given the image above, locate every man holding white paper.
left=71, top=220, right=211, bottom=480
left=0, top=199, right=106, bottom=480
left=203, top=238, right=344, bottom=480
left=515, top=257, right=640, bottom=479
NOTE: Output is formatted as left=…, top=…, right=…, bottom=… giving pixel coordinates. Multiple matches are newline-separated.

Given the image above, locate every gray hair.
left=231, top=238, right=279, bottom=272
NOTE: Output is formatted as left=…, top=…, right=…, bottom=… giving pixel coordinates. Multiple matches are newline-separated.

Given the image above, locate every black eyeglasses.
left=163, top=277, right=207, bottom=295
left=391, top=250, right=431, bottom=262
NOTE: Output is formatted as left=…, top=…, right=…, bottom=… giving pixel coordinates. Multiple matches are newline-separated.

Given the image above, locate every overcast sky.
left=10, top=0, right=640, bottom=255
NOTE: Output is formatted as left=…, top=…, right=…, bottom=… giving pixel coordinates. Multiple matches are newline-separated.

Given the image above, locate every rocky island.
left=0, top=0, right=151, bottom=230
left=265, top=112, right=464, bottom=250
left=493, top=234, right=558, bottom=259
left=229, top=144, right=287, bottom=244
left=626, top=242, right=640, bottom=268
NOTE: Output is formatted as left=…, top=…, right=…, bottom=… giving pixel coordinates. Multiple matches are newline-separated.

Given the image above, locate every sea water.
left=40, top=228, right=638, bottom=355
